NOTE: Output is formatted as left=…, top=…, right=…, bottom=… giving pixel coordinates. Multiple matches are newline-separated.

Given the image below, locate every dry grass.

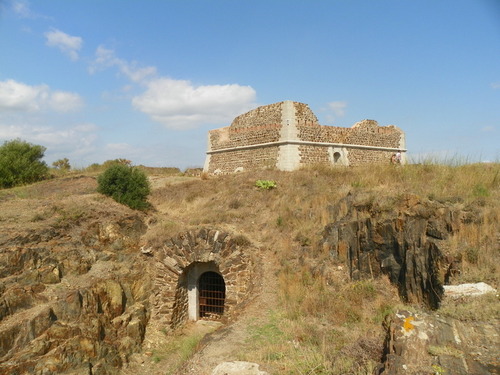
left=139, top=162, right=499, bottom=374
left=7, top=161, right=498, bottom=374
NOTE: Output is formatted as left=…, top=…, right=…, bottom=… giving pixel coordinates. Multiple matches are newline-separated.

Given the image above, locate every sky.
left=0, top=0, right=499, bottom=169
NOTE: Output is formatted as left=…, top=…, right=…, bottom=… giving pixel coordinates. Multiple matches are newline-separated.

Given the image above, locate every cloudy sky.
left=0, top=0, right=499, bottom=168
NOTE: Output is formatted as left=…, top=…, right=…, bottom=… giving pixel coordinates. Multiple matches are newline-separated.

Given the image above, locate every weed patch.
left=255, top=180, right=277, bottom=190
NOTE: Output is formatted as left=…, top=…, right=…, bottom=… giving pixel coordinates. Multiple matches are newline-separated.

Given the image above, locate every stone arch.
left=150, top=228, right=254, bottom=330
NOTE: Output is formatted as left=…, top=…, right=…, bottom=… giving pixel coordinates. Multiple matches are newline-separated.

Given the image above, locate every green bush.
left=0, top=139, right=49, bottom=188
left=97, top=164, right=151, bottom=210
left=255, top=179, right=277, bottom=190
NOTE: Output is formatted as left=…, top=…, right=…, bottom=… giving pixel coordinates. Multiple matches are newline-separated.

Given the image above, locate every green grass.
left=151, top=331, right=204, bottom=374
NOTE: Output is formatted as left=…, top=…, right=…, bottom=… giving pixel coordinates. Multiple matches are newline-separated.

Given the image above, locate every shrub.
left=0, top=139, right=49, bottom=188
left=102, top=158, right=131, bottom=168
left=255, top=180, right=277, bottom=190
left=97, top=164, right=151, bottom=210
left=52, top=158, right=71, bottom=171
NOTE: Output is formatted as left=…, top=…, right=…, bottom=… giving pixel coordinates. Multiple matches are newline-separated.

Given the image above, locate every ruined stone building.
left=204, top=101, right=406, bottom=173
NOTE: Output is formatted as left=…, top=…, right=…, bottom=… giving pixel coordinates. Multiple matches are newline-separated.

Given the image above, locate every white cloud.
left=323, top=101, right=347, bottom=123
left=491, top=82, right=500, bottom=90
left=132, top=78, right=257, bottom=129
left=89, top=45, right=157, bottom=83
left=49, top=91, right=84, bottom=112
left=0, top=122, right=98, bottom=156
left=106, top=143, right=130, bottom=151
left=89, top=46, right=256, bottom=130
left=481, top=126, right=495, bottom=132
left=11, top=0, right=47, bottom=19
left=0, top=79, right=84, bottom=113
left=44, top=28, right=82, bottom=61
left=0, top=79, right=46, bottom=111
left=328, top=101, right=347, bottom=117
left=12, top=0, right=32, bottom=17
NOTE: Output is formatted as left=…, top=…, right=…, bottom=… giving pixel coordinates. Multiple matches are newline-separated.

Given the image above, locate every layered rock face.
left=0, top=177, right=150, bottom=375
left=321, top=193, right=472, bottom=309
left=380, top=310, right=499, bottom=375
left=321, top=192, right=499, bottom=374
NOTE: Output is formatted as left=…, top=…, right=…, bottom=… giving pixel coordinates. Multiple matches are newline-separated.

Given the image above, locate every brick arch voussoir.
left=155, top=228, right=244, bottom=276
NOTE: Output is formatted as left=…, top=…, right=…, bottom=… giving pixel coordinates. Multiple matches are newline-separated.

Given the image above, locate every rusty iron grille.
left=198, top=271, right=225, bottom=319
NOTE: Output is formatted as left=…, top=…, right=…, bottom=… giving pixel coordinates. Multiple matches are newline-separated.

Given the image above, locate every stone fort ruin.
left=204, top=101, right=406, bottom=173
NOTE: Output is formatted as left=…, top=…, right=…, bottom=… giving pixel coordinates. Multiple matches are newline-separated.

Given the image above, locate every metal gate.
left=198, top=271, right=225, bottom=319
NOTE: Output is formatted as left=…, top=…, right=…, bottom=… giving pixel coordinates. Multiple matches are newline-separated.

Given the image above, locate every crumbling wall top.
left=230, top=101, right=318, bottom=129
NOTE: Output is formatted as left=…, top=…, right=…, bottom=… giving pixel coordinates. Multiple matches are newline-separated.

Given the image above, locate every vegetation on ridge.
left=97, top=163, right=151, bottom=210
left=0, top=139, right=49, bottom=188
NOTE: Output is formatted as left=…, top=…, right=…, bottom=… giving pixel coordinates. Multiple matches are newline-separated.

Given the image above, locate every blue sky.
left=0, top=0, right=499, bottom=169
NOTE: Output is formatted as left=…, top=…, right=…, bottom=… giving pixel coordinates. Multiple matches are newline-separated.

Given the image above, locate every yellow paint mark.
left=403, top=316, right=415, bottom=332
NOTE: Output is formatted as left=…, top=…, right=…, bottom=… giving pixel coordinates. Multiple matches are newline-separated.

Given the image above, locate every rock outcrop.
left=321, top=193, right=474, bottom=309
left=0, top=177, right=151, bottom=375
left=379, top=309, right=499, bottom=374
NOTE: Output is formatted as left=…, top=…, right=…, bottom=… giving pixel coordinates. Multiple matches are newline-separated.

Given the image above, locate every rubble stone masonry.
left=149, top=228, right=255, bottom=330
left=204, top=101, right=406, bottom=173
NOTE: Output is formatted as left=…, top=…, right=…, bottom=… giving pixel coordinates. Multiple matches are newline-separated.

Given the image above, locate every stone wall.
left=293, top=102, right=319, bottom=125
left=230, top=102, right=283, bottom=129
left=149, top=229, right=255, bottom=330
left=207, top=146, right=280, bottom=174
left=348, top=149, right=395, bottom=166
left=345, top=122, right=402, bottom=148
left=298, top=124, right=349, bottom=143
left=204, top=101, right=406, bottom=173
left=298, top=145, right=330, bottom=165
left=210, top=124, right=281, bottom=151
left=298, top=122, right=402, bottom=148
left=170, top=272, right=189, bottom=328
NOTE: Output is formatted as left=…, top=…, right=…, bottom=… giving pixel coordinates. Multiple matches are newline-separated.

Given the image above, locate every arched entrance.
left=333, top=152, right=341, bottom=163
left=151, top=229, right=254, bottom=330
left=198, top=271, right=225, bottom=319
left=330, top=147, right=349, bottom=166
left=184, top=262, right=227, bottom=322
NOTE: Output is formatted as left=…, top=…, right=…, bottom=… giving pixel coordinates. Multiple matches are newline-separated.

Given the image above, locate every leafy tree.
left=0, top=139, right=49, bottom=188
left=52, top=158, right=71, bottom=171
left=97, top=164, right=151, bottom=210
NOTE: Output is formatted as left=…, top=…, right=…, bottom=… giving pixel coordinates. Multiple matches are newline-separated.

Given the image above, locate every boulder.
left=212, top=361, right=269, bottom=375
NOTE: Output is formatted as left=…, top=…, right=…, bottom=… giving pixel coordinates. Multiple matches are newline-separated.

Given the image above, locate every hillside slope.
left=0, top=164, right=498, bottom=375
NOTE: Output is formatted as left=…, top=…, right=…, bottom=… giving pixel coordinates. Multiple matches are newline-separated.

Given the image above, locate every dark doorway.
left=333, top=152, right=341, bottom=163
left=198, top=271, right=225, bottom=319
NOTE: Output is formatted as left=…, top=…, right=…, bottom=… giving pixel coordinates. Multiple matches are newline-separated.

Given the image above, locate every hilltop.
left=0, top=163, right=498, bottom=375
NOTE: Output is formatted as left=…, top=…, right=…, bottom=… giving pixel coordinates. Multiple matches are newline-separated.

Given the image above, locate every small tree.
left=52, top=158, right=71, bottom=171
left=102, top=158, right=132, bottom=168
left=0, top=139, right=49, bottom=188
left=97, top=164, right=151, bottom=210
